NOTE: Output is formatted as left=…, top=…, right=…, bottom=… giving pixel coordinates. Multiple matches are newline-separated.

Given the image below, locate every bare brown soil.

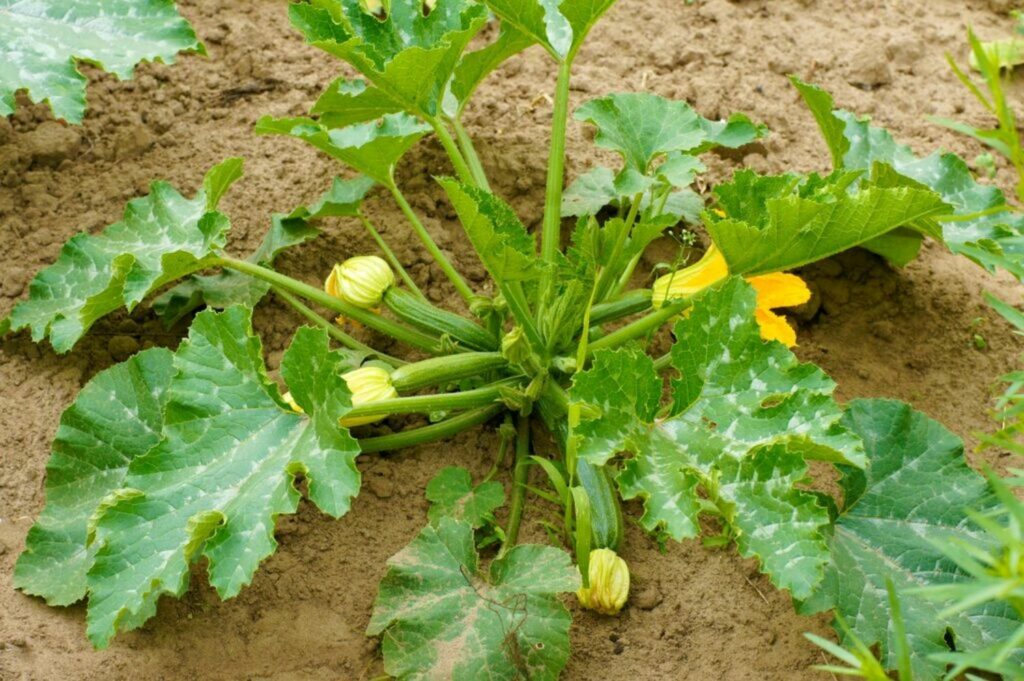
left=2, top=0, right=1023, bottom=678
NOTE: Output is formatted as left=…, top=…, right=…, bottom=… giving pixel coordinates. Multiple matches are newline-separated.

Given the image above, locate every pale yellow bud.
left=325, top=256, right=394, bottom=309
left=577, top=548, right=630, bottom=615
left=282, top=391, right=303, bottom=414
left=339, top=366, right=397, bottom=427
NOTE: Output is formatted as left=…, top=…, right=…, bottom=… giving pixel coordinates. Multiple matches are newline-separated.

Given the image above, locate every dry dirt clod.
left=846, top=44, right=892, bottom=89
left=107, top=335, right=140, bottom=362
left=22, top=121, right=81, bottom=167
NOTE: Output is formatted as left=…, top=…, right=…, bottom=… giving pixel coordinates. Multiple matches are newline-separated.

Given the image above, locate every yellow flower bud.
left=577, top=548, right=630, bottom=615
left=339, top=366, right=397, bottom=427
left=651, top=245, right=729, bottom=308
left=282, top=391, right=303, bottom=414
left=325, top=256, right=394, bottom=309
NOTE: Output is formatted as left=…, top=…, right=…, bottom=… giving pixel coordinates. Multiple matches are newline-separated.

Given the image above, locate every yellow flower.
left=650, top=246, right=810, bottom=347
left=651, top=245, right=729, bottom=306
left=325, top=256, right=394, bottom=309
left=339, top=366, right=397, bottom=427
left=577, top=548, right=630, bottom=615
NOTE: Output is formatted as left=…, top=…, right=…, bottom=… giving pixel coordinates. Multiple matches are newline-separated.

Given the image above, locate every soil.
left=1, top=0, right=1023, bottom=679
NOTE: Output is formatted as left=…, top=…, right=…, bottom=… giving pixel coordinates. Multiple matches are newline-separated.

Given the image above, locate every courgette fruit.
left=384, top=288, right=498, bottom=351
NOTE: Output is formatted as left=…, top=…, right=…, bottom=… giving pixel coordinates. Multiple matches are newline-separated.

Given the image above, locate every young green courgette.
left=384, top=288, right=498, bottom=351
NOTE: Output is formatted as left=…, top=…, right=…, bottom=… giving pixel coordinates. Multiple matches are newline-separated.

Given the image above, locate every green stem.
left=594, top=192, right=643, bottom=301
left=387, top=179, right=475, bottom=303
left=610, top=252, right=645, bottom=299
left=588, top=289, right=652, bottom=327
left=428, top=116, right=477, bottom=187
left=272, top=287, right=406, bottom=366
left=501, top=414, right=531, bottom=555
left=503, top=281, right=546, bottom=353
left=538, top=58, right=575, bottom=307
left=357, top=211, right=426, bottom=300
left=217, top=256, right=443, bottom=354
left=451, top=117, right=491, bottom=191
left=357, top=404, right=504, bottom=453
left=587, top=299, right=690, bottom=353
left=653, top=352, right=671, bottom=371
left=390, top=351, right=507, bottom=392
left=345, top=380, right=515, bottom=419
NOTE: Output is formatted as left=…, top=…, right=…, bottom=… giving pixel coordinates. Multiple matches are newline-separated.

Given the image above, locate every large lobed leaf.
left=153, top=175, right=375, bottom=326
left=5, top=159, right=243, bottom=353
left=368, top=517, right=580, bottom=680
left=438, top=178, right=545, bottom=283
left=574, top=93, right=765, bottom=173
left=708, top=168, right=950, bottom=275
left=84, top=309, right=362, bottom=647
left=0, top=0, right=202, bottom=123
left=570, top=277, right=864, bottom=599
left=426, top=466, right=505, bottom=529
left=792, top=77, right=1024, bottom=279
left=803, top=399, right=1024, bottom=679
left=15, top=306, right=363, bottom=648
left=256, top=113, right=430, bottom=183
left=13, top=347, right=175, bottom=606
left=290, top=0, right=487, bottom=120
left=484, top=0, right=618, bottom=60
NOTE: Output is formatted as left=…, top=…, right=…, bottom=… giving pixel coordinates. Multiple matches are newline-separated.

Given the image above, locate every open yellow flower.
left=651, top=246, right=810, bottom=347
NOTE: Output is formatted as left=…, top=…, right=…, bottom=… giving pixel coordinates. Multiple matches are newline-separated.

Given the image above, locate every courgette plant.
left=7, top=1, right=1024, bottom=678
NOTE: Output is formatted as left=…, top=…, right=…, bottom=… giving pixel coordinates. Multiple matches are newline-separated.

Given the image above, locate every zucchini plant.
left=6, top=0, right=1024, bottom=677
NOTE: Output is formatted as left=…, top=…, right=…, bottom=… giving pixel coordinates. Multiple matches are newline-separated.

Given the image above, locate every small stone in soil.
left=633, top=585, right=664, bottom=611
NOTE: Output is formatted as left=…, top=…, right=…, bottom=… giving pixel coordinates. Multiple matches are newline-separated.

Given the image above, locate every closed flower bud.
left=501, top=326, right=530, bottom=365
left=325, top=256, right=395, bottom=309
left=282, top=391, right=303, bottom=414
left=339, top=366, right=397, bottom=427
left=577, top=548, right=630, bottom=615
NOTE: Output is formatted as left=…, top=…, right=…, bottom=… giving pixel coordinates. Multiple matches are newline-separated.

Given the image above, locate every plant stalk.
left=216, top=256, right=443, bottom=354
left=387, top=179, right=475, bottom=303
left=450, top=117, right=491, bottom=191
left=428, top=116, right=477, bottom=187
left=587, top=299, right=690, bottom=353
left=500, top=414, right=531, bottom=555
left=272, top=287, right=406, bottom=366
left=538, top=58, right=575, bottom=308
left=357, top=211, right=425, bottom=300
left=357, top=404, right=504, bottom=453
left=588, top=289, right=652, bottom=327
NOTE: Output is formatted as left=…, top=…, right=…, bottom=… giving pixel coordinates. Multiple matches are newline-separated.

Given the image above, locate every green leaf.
left=13, top=348, right=175, bottom=606
left=802, top=399, right=1024, bottom=679
left=368, top=517, right=580, bottom=679
left=153, top=175, right=375, bottom=326
left=5, top=159, right=242, bottom=353
left=290, top=0, right=487, bottom=119
left=574, top=93, right=765, bottom=172
left=483, top=0, right=573, bottom=59
left=449, top=22, right=534, bottom=113
left=793, top=77, right=1024, bottom=279
left=485, top=0, right=618, bottom=59
left=561, top=166, right=653, bottom=217
left=438, top=178, right=543, bottom=282
left=256, top=113, right=430, bottom=183
left=0, top=0, right=202, bottom=123
left=708, top=169, right=949, bottom=275
left=84, top=309, right=361, bottom=648
left=425, top=466, right=505, bottom=528
left=571, top=278, right=864, bottom=598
